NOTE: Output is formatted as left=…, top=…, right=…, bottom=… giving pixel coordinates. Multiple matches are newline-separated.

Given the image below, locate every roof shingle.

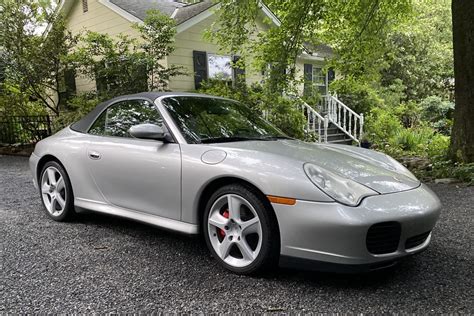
left=109, top=0, right=215, bottom=24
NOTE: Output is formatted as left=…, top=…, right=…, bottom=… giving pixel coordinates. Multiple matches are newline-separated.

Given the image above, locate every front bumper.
left=272, top=184, right=441, bottom=271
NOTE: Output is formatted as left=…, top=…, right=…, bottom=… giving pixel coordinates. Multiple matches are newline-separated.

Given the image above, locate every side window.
left=88, top=99, right=163, bottom=137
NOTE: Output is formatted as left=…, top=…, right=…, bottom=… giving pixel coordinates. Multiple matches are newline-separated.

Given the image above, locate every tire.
left=39, top=161, right=76, bottom=222
left=203, top=183, right=280, bottom=275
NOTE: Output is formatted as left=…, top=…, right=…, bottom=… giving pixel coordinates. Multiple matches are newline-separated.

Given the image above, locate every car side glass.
left=88, top=110, right=107, bottom=135
left=88, top=99, right=163, bottom=138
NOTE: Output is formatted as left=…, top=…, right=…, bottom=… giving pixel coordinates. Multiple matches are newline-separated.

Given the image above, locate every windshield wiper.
left=200, top=136, right=272, bottom=144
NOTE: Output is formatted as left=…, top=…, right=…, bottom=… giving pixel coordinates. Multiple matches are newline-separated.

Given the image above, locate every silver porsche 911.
left=30, top=92, right=441, bottom=274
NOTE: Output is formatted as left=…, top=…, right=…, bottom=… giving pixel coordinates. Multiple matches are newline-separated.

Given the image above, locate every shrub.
left=53, top=93, right=100, bottom=131
left=364, top=107, right=403, bottom=147
left=393, top=101, right=422, bottom=128
left=330, top=77, right=383, bottom=115
left=426, top=134, right=450, bottom=161
left=419, top=96, right=454, bottom=134
left=389, top=125, right=434, bottom=154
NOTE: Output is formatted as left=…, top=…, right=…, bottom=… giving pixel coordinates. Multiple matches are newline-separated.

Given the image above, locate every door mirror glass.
left=129, top=123, right=166, bottom=140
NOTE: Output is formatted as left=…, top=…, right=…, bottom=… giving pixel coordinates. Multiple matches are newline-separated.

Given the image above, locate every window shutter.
left=193, top=50, right=208, bottom=90
left=82, top=0, right=88, bottom=12
left=328, top=67, right=335, bottom=83
left=303, top=63, right=313, bottom=96
left=64, top=68, right=77, bottom=97
left=232, top=55, right=245, bottom=86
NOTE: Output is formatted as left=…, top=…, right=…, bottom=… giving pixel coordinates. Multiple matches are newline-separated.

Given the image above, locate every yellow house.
left=60, top=0, right=333, bottom=95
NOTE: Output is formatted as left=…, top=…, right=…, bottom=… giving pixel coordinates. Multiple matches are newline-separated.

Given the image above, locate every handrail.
left=324, top=93, right=364, bottom=144
left=296, top=98, right=328, bottom=143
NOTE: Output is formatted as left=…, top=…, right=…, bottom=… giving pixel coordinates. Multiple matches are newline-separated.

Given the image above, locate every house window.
left=312, top=67, right=326, bottom=87
left=208, top=54, right=232, bottom=81
left=193, top=51, right=245, bottom=89
left=82, top=0, right=88, bottom=13
left=304, top=63, right=331, bottom=96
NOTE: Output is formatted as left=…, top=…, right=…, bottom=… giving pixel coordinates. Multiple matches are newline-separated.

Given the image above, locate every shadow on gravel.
left=71, top=209, right=420, bottom=289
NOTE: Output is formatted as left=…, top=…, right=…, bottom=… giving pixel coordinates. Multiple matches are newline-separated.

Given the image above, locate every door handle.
left=88, top=151, right=101, bottom=160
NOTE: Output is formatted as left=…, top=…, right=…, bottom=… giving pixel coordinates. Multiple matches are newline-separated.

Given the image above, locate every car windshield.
left=161, top=96, right=289, bottom=144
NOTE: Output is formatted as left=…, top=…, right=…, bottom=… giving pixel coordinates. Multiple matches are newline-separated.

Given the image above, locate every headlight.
left=303, top=163, right=378, bottom=206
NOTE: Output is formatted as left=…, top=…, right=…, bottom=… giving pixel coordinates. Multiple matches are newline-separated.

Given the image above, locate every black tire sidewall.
left=39, top=161, right=75, bottom=221
left=203, top=184, right=279, bottom=275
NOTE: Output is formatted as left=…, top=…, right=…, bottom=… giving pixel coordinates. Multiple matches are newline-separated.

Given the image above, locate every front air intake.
left=405, top=231, right=431, bottom=249
left=366, top=222, right=401, bottom=254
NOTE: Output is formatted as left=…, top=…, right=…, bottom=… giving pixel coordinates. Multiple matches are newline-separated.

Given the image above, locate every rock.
left=434, top=178, right=458, bottom=184
left=399, top=157, right=431, bottom=170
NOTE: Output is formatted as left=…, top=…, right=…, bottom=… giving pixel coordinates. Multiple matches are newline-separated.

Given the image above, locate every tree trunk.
left=450, top=0, right=474, bottom=162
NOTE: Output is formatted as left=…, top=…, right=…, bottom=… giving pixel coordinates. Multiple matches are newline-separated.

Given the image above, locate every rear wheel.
left=39, top=161, right=75, bottom=221
left=203, top=184, right=279, bottom=275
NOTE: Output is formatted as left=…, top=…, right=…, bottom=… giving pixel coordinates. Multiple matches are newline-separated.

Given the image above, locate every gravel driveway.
left=1, top=155, right=473, bottom=313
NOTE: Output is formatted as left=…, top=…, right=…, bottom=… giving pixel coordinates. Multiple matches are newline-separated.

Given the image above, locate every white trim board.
left=98, top=0, right=143, bottom=24
left=176, top=4, right=219, bottom=34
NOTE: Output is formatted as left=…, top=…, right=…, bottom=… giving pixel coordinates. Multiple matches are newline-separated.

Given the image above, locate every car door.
left=85, top=98, right=181, bottom=220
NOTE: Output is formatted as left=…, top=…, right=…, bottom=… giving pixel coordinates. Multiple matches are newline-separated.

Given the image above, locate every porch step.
left=326, top=133, right=348, bottom=140
left=328, top=138, right=353, bottom=145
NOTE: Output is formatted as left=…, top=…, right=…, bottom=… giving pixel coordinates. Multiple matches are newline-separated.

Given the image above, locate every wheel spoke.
left=56, top=194, right=66, bottom=209
left=218, top=238, right=233, bottom=259
left=56, top=176, right=65, bottom=191
left=41, top=183, right=51, bottom=194
left=50, top=195, right=57, bottom=212
left=241, top=217, right=260, bottom=235
left=227, top=195, right=241, bottom=220
left=208, top=212, right=229, bottom=230
left=47, top=168, right=57, bottom=185
left=237, top=240, right=255, bottom=261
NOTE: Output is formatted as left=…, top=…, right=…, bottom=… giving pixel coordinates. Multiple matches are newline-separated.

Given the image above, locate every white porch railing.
left=297, top=100, right=329, bottom=143
left=264, top=93, right=364, bottom=145
left=323, top=93, right=364, bottom=144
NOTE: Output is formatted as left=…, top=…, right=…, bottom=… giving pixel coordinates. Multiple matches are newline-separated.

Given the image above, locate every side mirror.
left=129, top=123, right=171, bottom=142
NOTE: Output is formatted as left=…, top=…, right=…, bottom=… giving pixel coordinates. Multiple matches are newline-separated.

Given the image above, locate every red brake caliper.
left=218, top=210, right=229, bottom=238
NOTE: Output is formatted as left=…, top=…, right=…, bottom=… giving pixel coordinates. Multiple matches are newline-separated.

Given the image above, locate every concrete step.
left=326, top=133, right=348, bottom=141
left=328, top=138, right=353, bottom=145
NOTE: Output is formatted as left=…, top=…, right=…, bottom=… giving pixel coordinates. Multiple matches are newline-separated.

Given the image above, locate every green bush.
left=53, top=93, right=100, bottom=131
left=389, top=125, right=434, bottom=153
left=364, top=107, right=403, bottom=146
left=393, top=101, right=422, bottom=128
left=419, top=96, right=454, bottom=134
left=330, top=77, right=383, bottom=115
left=426, top=134, right=450, bottom=161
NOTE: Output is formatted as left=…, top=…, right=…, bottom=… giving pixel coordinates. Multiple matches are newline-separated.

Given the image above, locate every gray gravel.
left=1, top=155, right=473, bottom=313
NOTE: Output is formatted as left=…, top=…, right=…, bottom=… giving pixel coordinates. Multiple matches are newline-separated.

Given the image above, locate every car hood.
left=212, top=140, right=420, bottom=194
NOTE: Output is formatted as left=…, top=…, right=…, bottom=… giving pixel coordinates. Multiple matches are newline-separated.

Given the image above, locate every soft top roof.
left=69, top=92, right=213, bottom=133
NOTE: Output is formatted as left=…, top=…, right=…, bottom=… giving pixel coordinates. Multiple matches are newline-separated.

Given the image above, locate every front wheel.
left=203, top=184, right=279, bottom=275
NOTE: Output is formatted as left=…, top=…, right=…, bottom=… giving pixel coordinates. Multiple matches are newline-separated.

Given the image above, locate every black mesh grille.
left=405, top=231, right=431, bottom=249
left=366, top=222, right=401, bottom=254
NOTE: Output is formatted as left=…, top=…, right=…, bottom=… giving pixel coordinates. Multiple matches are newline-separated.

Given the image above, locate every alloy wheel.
left=41, top=166, right=67, bottom=217
left=207, top=194, right=263, bottom=268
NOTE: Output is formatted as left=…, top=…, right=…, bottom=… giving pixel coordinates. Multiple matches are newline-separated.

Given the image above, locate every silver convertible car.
left=30, top=92, right=441, bottom=274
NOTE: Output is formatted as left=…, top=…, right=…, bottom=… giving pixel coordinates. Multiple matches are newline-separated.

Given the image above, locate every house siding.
left=64, top=0, right=328, bottom=94
left=66, top=0, right=142, bottom=92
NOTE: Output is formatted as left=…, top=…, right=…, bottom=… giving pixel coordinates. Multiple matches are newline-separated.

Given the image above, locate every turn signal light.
left=267, top=195, right=296, bottom=205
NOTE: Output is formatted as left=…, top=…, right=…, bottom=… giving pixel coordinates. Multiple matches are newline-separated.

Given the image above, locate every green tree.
left=209, top=0, right=412, bottom=92
left=0, top=0, right=77, bottom=116
left=71, top=10, right=184, bottom=100
left=380, top=0, right=453, bottom=102
left=450, top=0, right=474, bottom=163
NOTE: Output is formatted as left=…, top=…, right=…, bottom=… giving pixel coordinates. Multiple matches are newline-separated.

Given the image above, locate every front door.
left=85, top=98, right=181, bottom=220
